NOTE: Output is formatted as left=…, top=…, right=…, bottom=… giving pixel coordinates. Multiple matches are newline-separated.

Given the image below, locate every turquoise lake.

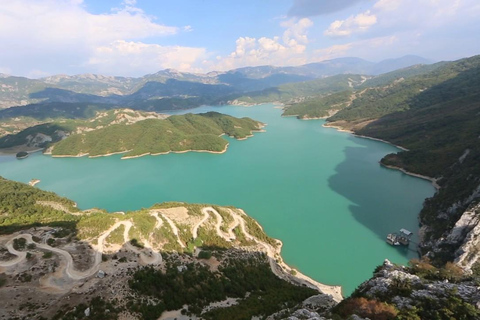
left=0, top=104, right=435, bottom=295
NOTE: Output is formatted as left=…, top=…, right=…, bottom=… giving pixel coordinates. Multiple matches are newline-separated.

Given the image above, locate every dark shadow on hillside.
left=327, top=137, right=421, bottom=257
left=0, top=101, right=117, bottom=120
left=30, top=87, right=123, bottom=104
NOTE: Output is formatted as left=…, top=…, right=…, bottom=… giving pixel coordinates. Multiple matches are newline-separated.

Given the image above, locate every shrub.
left=198, top=250, right=212, bottom=259
left=13, top=238, right=27, bottom=250
left=335, top=297, right=398, bottom=320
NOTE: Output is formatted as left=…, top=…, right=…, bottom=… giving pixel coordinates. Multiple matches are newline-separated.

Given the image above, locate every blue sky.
left=0, top=0, right=479, bottom=77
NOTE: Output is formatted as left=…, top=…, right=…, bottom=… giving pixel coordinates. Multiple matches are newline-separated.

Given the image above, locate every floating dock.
left=386, top=228, right=413, bottom=246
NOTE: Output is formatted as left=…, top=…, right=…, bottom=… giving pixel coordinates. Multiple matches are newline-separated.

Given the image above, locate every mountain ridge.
left=0, top=55, right=433, bottom=109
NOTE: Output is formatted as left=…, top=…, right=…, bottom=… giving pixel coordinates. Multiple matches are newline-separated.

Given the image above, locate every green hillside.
left=0, top=177, right=79, bottom=234
left=51, top=112, right=263, bottom=158
left=282, top=90, right=353, bottom=119
left=226, top=74, right=365, bottom=104
left=329, top=56, right=480, bottom=123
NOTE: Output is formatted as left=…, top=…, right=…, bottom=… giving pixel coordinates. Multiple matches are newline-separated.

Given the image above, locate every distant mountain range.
left=0, top=55, right=433, bottom=109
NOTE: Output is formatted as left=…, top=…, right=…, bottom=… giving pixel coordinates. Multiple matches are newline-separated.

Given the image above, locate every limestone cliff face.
left=418, top=147, right=480, bottom=266
left=450, top=203, right=480, bottom=272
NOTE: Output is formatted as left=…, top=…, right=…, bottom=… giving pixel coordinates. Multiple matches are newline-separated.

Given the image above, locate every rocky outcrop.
left=266, top=294, right=337, bottom=320
left=451, top=203, right=480, bottom=272
left=335, top=259, right=480, bottom=319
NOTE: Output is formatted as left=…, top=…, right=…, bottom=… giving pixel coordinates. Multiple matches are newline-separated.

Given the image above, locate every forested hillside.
left=50, top=112, right=263, bottom=158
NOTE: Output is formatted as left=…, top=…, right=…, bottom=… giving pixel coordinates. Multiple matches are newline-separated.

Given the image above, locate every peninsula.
left=0, top=177, right=340, bottom=319
left=0, top=109, right=265, bottom=159
left=50, top=112, right=264, bottom=159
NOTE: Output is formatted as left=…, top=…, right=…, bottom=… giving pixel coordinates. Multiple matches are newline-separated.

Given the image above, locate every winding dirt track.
left=0, top=218, right=162, bottom=280
left=0, top=206, right=343, bottom=301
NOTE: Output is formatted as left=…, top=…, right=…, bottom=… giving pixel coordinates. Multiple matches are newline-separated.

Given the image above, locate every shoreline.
left=234, top=209, right=344, bottom=302
left=380, top=163, right=440, bottom=190
left=0, top=147, right=44, bottom=156
left=322, top=123, right=410, bottom=151
left=353, top=134, right=409, bottom=151
left=322, top=122, right=438, bottom=189
left=48, top=125, right=265, bottom=160
left=122, top=143, right=230, bottom=159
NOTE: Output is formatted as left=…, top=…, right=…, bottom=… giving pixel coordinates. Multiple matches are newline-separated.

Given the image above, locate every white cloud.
left=212, top=18, right=314, bottom=70
left=0, top=0, right=194, bottom=77
left=324, top=11, right=377, bottom=37
left=87, top=40, right=207, bottom=76
left=317, top=0, right=480, bottom=62
left=371, top=0, right=479, bottom=30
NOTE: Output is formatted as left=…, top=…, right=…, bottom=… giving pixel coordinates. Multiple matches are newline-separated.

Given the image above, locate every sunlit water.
left=0, top=104, right=434, bottom=295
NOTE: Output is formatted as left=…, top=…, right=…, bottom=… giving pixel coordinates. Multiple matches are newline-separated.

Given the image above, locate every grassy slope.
left=0, top=177, right=79, bottom=234
left=51, top=112, right=262, bottom=157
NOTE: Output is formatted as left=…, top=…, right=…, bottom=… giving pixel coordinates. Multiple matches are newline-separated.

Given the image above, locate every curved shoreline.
left=50, top=145, right=229, bottom=160
left=49, top=126, right=266, bottom=160
left=322, top=121, right=438, bottom=190
left=323, top=123, right=409, bottom=151
left=380, top=163, right=440, bottom=190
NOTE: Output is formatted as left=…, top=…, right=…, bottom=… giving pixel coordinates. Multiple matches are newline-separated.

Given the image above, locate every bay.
left=0, top=104, right=434, bottom=295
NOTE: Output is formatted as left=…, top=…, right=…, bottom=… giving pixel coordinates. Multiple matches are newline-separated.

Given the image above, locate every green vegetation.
left=76, top=214, right=116, bottom=240
left=282, top=90, right=353, bottom=119
left=105, top=224, right=125, bottom=245
left=241, top=212, right=277, bottom=247
left=51, top=297, right=119, bottom=320
left=42, top=251, right=53, bottom=259
left=129, top=254, right=317, bottom=320
left=0, top=176, right=78, bottom=234
left=15, top=151, right=28, bottom=158
left=13, top=238, right=27, bottom=250
left=127, top=210, right=157, bottom=240
left=233, top=226, right=255, bottom=246
left=197, top=226, right=230, bottom=248
left=228, top=74, right=364, bottom=104
left=213, top=206, right=234, bottom=233
left=197, top=250, right=212, bottom=259
left=330, top=56, right=480, bottom=124
left=130, top=239, right=144, bottom=249
left=0, top=274, right=6, bottom=288
left=50, top=112, right=262, bottom=157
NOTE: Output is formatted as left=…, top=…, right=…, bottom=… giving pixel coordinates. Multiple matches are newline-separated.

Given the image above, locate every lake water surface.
left=0, top=104, right=435, bottom=295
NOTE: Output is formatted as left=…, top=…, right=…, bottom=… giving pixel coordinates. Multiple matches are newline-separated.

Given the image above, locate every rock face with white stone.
left=350, top=260, right=480, bottom=316
left=450, top=203, right=480, bottom=272
left=266, top=294, right=336, bottom=320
